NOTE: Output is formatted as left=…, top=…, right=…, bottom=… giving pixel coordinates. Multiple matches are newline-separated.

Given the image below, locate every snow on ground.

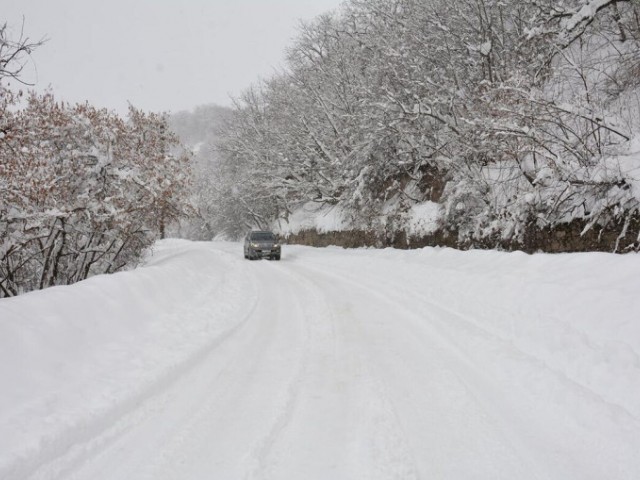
left=1, top=240, right=639, bottom=479
left=276, top=199, right=444, bottom=239
left=403, top=201, right=442, bottom=237
left=276, top=201, right=352, bottom=236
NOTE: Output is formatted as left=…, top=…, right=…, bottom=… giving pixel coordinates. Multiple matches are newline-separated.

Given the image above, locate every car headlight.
left=273, top=243, right=280, bottom=248
left=251, top=243, right=259, bottom=248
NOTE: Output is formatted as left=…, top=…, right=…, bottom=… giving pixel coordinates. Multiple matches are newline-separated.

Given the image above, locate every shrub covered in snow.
left=0, top=26, right=193, bottom=297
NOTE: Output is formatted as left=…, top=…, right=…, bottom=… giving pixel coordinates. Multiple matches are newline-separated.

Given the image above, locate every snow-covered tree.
left=203, top=0, right=640, bottom=250
left=1, top=93, right=192, bottom=296
left=1, top=25, right=192, bottom=296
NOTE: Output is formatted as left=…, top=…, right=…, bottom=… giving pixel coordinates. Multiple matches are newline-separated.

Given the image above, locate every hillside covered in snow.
left=194, top=0, right=640, bottom=252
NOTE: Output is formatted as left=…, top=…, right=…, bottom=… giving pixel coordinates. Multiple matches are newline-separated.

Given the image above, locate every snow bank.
left=276, top=202, right=352, bottom=236
left=403, top=201, right=442, bottom=237
left=275, top=200, right=443, bottom=238
left=0, top=240, right=251, bottom=478
left=309, top=245, right=640, bottom=420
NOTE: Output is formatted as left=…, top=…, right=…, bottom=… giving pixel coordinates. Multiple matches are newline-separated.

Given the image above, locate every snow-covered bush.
left=0, top=93, right=192, bottom=296
left=0, top=26, right=192, bottom=296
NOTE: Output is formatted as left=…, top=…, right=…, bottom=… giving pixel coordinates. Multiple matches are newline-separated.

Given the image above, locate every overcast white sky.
left=4, top=0, right=344, bottom=115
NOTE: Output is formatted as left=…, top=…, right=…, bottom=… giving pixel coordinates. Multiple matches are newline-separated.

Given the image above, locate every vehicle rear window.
left=251, top=232, right=275, bottom=241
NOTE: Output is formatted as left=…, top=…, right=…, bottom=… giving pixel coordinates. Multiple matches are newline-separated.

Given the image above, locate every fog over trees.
left=168, top=104, right=233, bottom=240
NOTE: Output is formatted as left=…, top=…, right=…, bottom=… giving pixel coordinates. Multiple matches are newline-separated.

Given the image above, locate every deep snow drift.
left=1, top=240, right=639, bottom=479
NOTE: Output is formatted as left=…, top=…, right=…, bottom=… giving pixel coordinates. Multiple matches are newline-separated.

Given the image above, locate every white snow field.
left=1, top=240, right=639, bottom=480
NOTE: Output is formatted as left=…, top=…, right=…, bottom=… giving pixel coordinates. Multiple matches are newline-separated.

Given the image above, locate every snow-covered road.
left=1, top=240, right=640, bottom=479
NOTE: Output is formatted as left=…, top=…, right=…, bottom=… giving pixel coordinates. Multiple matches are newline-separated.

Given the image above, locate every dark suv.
left=243, top=231, right=281, bottom=260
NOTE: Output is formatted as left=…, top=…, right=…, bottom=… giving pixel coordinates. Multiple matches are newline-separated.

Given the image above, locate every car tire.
left=275, top=254, right=281, bottom=261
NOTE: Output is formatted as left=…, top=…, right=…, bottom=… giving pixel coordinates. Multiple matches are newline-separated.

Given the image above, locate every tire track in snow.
left=294, top=259, right=640, bottom=479
left=139, top=263, right=305, bottom=480
left=301, top=256, right=640, bottom=423
left=275, top=263, right=422, bottom=480
left=321, top=253, right=640, bottom=422
left=130, top=252, right=313, bottom=480
left=241, top=264, right=319, bottom=480
left=289, top=261, right=552, bottom=479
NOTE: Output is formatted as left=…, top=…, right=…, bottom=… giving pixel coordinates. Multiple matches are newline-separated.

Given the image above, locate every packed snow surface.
left=1, top=240, right=639, bottom=479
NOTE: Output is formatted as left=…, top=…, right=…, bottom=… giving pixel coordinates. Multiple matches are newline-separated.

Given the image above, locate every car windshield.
left=251, top=232, right=275, bottom=241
